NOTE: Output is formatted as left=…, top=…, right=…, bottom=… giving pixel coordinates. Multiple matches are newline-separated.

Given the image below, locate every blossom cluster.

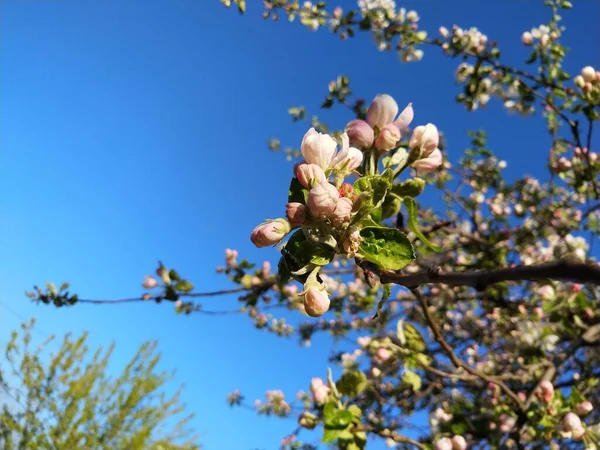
left=250, top=94, right=443, bottom=318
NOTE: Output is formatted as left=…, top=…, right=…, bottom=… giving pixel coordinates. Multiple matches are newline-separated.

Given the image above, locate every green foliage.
left=357, top=227, right=415, bottom=270
left=0, top=319, right=199, bottom=450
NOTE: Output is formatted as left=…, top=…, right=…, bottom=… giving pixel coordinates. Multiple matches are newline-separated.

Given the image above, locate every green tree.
left=0, top=319, right=199, bottom=450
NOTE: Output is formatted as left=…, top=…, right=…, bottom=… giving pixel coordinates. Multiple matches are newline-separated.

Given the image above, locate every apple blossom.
left=522, top=31, right=533, bottom=45
left=451, top=435, right=467, bottom=450
left=345, top=119, right=375, bottom=148
left=434, top=437, right=453, bottom=450
left=250, top=219, right=291, bottom=248
left=334, top=146, right=364, bottom=173
left=142, top=275, right=158, bottom=289
left=285, top=202, right=307, bottom=227
left=367, top=94, right=399, bottom=129
left=307, top=181, right=340, bottom=217
left=413, top=148, right=443, bottom=174
left=304, top=286, right=331, bottom=317
left=374, top=123, right=401, bottom=152
left=576, top=401, right=593, bottom=415
left=538, top=380, right=554, bottom=402
left=329, top=197, right=353, bottom=226
left=582, top=66, right=596, bottom=83
left=309, top=377, right=329, bottom=404
left=301, top=128, right=338, bottom=169
left=342, top=227, right=361, bottom=257
left=563, top=412, right=585, bottom=440
left=409, top=123, right=440, bottom=157
left=295, top=163, right=326, bottom=189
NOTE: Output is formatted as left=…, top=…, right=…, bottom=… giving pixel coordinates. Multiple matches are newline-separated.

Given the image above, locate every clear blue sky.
left=1, top=1, right=599, bottom=449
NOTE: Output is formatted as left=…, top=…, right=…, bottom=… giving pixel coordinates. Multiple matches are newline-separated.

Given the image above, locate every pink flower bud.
left=451, top=435, right=467, bottom=450
left=394, top=103, right=414, bottom=130
left=142, top=275, right=158, bottom=289
left=337, top=147, right=364, bottom=172
left=345, top=119, right=374, bottom=148
left=439, top=26, right=449, bottom=38
left=376, top=347, right=391, bottom=362
left=304, top=286, right=330, bottom=317
left=310, top=377, right=330, bottom=404
left=582, top=66, right=596, bottom=83
left=499, top=414, right=516, bottom=433
left=434, top=437, right=453, bottom=450
left=413, top=148, right=443, bottom=174
left=539, top=380, right=554, bottom=402
left=286, top=202, right=308, bottom=227
left=522, top=31, right=533, bottom=45
left=574, top=75, right=586, bottom=88
left=375, top=123, right=401, bottom=152
left=366, top=94, right=399, bottom=129
left=296, top=163, right=327, bottom=189
left=329, top=197, right=353, bottom=226
left=307, top=182, right=340, bottom=217
left=301, top=128, right=338, bottom=169
left=421, top=123, right=439, bottom=156
left=250, top=219, right=291, bottom=248
left=562, top=412, right=583, bottom=437
left=576, top=401, right=593, bottom=415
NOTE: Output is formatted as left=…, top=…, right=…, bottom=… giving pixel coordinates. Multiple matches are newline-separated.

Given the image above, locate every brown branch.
left=359, top=426, right=426, bottom=449
left=357, top=259, right=600, bottom=291
left=411, top=287, right=525, bottom=410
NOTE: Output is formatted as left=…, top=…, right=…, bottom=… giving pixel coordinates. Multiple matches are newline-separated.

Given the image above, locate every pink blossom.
left=295, top=163, right=326, bottom=189
left=304, top=287, right=331, bottom=317
left=301, top=128, right=338, bottom=169
left=576, top=401, right=593, bottom=415
left=367, top=94, right=399, bottom=129
left=329, top=197, right=353, bottom=226
left=250, top=219, right=291, bottom=248
left=434, top=437, right=453, bottom=450
left=307, top=182, right=340, bottom=217
left=142, top=275, right=158, bottom=289
left=413, top=148, right=443, bottom=174
left=374, top=123, right=401, bottom=152
left=285, top=202, right=308, bottom=227
left=346, top=119, right=375, bottom=148
left=310, top=377, right=330, bottom=404
left=451, top=435, right=467, bottom=450
left=538, top=380, right=554, bottom=402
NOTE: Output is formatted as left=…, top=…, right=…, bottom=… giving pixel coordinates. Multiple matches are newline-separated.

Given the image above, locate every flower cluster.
left=250, top=94, right=442, bottom=318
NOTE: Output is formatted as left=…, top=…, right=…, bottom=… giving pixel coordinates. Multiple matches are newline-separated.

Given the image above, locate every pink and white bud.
left=574, top=75, right=586, bottom=89
left=439, top=26, right=449, bottom=38
left=301, top=128, right=338, bottom=169
left=304, top=286, right=331, bottom=317
left=329, top=197, right=353, bottom=226
left=522, top=31, right=533, bottom=45
left=582, top=66, right=596, bottom=83
left=434, top=437, right=453, bottom=450
left=336, top=147, right=364, bottom=173
left=375, top=124, right=401, bottom=152
left=345, top=119, right=374, bottom=148
left=357, top=336, right=372, bottom=347
left=366, top=94, right=399, bottom=129
left=576, top=401, right=593, bottom=415
left=562, top=412, right=584, bottom=439
left=310, top=377, right=330, bottom=404
left=394, top=103, right=414, bottom=130
left=296, top=163, right=327, bottom=189
left=343, top=228, right=361, bottom=257
left=539, top=380, right=554, bottom=402
left=409, top=125, right=426, bottom=150
left=250, top=219, right=291, bottom=248
left=286, top=202, right=308, bottom=227
left=413, top=148, right=443, bottom=174
left=376, top=347, right=391, bottom=362
left=142, top=275, right=158, bottom=289
left=307, top=182, right=340, bottom=217
left=451, top=435, right=467, bottom=450
left=499, top=414, right=516, bottom=433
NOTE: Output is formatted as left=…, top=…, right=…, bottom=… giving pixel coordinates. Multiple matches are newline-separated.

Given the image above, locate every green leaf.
left=374, top=284, right=392, bottom=319
left=168, top=269, right=181, bottom=282
left=277, top=256, right=292, bottom=284
left=323, top=428, right=343, bottom=443
left=357, top=227, right=415, bottom=270
left=46, top=282, right=57, bottom=295
left=392, top=178, right=425, bottom=198
left=353, top=174, right=391, bottom=210
left=396, top=319, right=407, bottom=346
left=288, top=177, right=308, bottom=205
left=403, top=197, right=442, bottom=252
left=330, top=410, right=353, bottom=429
left=402, top=367, right=422, bottom=391
left=336, top=371, right=368, bottom=397
left=281, top=230, right=334, bottom=283
left=348, top=405, right=362, bottom=423
left=323, top=400, right=336, bottom=425
left=174, top=280, right=194, bottom=292
left=404, top=322, right=426, bottom=352
left=381, top=196, right=401, bottom=219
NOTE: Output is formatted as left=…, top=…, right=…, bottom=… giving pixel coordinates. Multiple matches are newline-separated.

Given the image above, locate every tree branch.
left=357, top=259, right=600, bottom=290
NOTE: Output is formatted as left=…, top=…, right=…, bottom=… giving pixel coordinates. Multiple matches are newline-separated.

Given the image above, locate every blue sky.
left=1, top=0, right=599, bottom=449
